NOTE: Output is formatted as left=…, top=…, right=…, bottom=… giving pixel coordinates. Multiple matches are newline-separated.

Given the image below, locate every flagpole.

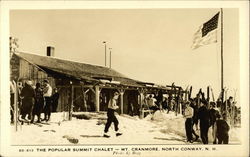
left=220, top=8, right=224, bottom=103
left=221, top=8, right=224, bottom=103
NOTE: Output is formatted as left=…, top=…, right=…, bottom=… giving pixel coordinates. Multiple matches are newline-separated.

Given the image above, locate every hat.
left=222, top=113, right=227, bottom=118
left=114, top=92, right=119, bottom=96
left=36, top=82, right=41, bottom=87
left=44, top=79, right=49, bottom=83
left=26, top=80, right=33, bottom=85
left=217, top=114, right=221, bottom=119
left=210, top=102, right=216, bottom=107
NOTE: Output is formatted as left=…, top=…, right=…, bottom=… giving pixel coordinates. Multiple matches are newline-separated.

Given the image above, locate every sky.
left=9, top=8, right=239, bottom=101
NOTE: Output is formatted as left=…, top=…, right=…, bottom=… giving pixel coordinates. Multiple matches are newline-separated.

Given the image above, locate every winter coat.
left=209, top=108, right=220, bottom=127
left=198, top=106, right=210, bottom=126
left=215, top=119, right=230, bottom=137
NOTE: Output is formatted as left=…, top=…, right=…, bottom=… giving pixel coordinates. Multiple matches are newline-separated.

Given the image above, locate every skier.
left=190, top=98, right=199, bottom=141
left=214, top=113, right=230, bottom=144
left=20, top=80, right=35, bottom=121
left=103, top=92, right=122, bottom=138
left=43, top=79, right=52, bottom=121
left=183, top=101, right=194, bottom=143
left=197, top=100, right=210, bottom=144
left=209, top=102, right=220, bottom=144
left=31, top=83, right=44, bottom=123
left=162, top=97, right=168, bottom=111
left=51, top=88, right=59, bottom=112
left=147, top=94, right=159, bottom=111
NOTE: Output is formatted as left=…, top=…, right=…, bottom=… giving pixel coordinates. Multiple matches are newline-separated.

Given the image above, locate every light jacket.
left=108, top=99, right=119, bottom=110
left=43, top=84, right=52, bottom=97
left=184, top=106, right=194, bottom=118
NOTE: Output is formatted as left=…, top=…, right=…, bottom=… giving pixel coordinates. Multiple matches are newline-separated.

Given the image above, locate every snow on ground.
left=11, top=111, right=241, bottom=145
left=149, top=111, right=241, bottom=144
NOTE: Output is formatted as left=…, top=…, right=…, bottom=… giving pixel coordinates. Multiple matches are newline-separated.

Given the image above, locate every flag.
left=191, top=12, right=220, bottom=50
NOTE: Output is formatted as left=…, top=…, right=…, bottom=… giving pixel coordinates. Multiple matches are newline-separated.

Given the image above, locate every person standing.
left=43, top=79, right=52, bottom=121
left=51, top=88, right=59, bottom=112
left=197, top=100, right=210, bottom=144
left=31, top=83, right=44, bottom=123
left=184, top=101, right=194, bottom=143
left=162, top=97, right=168, bottom=111
left=104, top=92, right=122, bottom=138
left=209, top=102, right=220, bottom=144
left=190, top=98, right=199, bottom=141
left=214, top=113, right=230, bottom=144
left=148, top=94, right=158, bottom=111
left=20, top=80, right=35, bottom=120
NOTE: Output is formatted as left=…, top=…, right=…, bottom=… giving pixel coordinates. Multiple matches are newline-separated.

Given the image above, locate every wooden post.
left=81, top=86, right=89, bottom=112
left=139, top=92, right=144, bottom=119
left=95, top=85, right=100, bottom=112
left=120, top=91, right=124, bottom=114
left=69, top=84, right=74, bottom=120
left=83, top=92, right=87, bottom=111
left=13, top=81, right=18, bottom=131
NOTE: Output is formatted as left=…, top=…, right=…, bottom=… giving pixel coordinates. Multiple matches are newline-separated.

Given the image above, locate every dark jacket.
left=35, top=87, right=44, bottom=102
left=209, top=108, right=220, bottom=127
left=190, top=103, right=199, bottom=124
left=21, top=84, right=35, bottom=98
left=198, top=106, right=210, bottom=125
left=20, top=84, right=35, bottom=105
left=216, top=119, right=230, bottom=136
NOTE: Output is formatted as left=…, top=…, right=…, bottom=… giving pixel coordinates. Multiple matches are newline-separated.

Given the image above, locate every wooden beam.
left=13, top=81, right=18, bottom=131
left=119, top=91, right=125, bottom=114
left=95, top=85, right=100, bottom=112
left=57, top=85, right=94, bottom=88
left=139, top=92, right=145, bottom=119
left=90, top=87, right=96, bottom=94
left=69, top=84, right=74, bottom=120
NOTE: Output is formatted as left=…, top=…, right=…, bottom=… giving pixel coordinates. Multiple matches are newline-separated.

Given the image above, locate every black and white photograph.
left=0, top=1, right=249, bottom=157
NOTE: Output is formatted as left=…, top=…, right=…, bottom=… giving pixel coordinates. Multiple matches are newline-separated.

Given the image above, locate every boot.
left=194, top=135, right=199, bottom=141
left=103, top=132, right=110, bottom=138
left=116, top=131, right=122, bottom=137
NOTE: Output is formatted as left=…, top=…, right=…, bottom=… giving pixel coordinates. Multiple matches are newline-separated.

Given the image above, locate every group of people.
left=184, top=98, right=231, bottom=144
left=143, top=90, right=237, bottom=145
left=145, top=94, right=180, bottom=113
left=10, top=79, right=59, bottom=123
left=10, top=81, right=237, bottom=144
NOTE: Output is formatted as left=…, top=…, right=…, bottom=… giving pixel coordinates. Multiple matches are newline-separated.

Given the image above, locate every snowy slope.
left=11, top=111, right=240, bottom=145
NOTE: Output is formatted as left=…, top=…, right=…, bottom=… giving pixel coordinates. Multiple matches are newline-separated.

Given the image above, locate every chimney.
left=47, top=46, right=55, bottom=57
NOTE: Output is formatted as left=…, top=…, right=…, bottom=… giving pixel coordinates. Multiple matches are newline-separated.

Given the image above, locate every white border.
left=0, top=1, right=249, bottom=157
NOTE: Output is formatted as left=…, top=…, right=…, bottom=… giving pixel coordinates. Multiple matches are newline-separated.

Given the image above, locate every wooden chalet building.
left=10, top=50, right=184, bottom=117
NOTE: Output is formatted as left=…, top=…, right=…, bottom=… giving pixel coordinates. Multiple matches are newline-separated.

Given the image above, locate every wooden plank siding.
left=19, top=59, right=50, bottom=85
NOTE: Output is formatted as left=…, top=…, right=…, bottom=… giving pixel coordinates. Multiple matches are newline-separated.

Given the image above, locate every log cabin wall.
left=10, top=55, right=55, bottom=87
left=10, top=53, right=20, bottom=80
left=56, top=86, right=70, bottom=112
